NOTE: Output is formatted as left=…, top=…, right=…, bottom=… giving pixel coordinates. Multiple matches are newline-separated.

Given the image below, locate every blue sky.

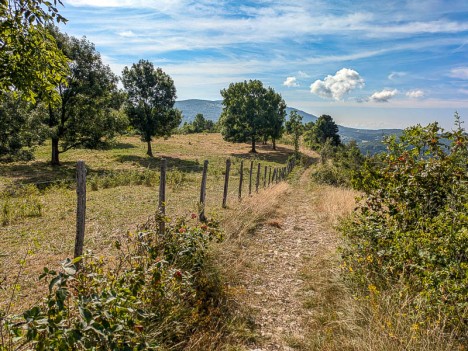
left=59, top=0, right=468, bottom=129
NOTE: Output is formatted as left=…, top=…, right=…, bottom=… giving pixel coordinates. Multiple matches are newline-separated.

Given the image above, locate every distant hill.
left=175, top=99, right=402, bottom=154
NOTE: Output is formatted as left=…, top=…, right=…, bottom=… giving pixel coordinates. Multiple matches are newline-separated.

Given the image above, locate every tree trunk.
left=250, top=136, right=257, bottom=153
left=51, top=137, right=60, bottom=165
left=147, top=140, right=153, bottom=157
left=272, top=138, right=277, bottom=150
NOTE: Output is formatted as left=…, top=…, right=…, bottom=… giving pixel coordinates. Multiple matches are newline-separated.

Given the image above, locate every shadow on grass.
left=115, top=155, right=203, bottom=173
left=229, top=144, right=294, bottom=164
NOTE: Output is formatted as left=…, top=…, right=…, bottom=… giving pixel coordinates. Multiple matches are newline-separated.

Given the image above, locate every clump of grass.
left=1, top=184, right=43, bottom=226
left=88, top=169, right=160, bottom=191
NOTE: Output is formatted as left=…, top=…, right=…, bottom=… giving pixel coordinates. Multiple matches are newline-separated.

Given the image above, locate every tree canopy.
left=46, top=29, right=127, bottom=165
left=285, top=110, right=304, bottom=157
left=304, top=114, right=341, bottom=150
left=219, top=80, right=286, bottom=153
left=0, top=0, right=69, bottom=102
left=122, top=60, right=182, bottom=157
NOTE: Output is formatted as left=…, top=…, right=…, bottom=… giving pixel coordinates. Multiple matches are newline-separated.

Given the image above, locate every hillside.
left=175, top=99, right=402, bottom=154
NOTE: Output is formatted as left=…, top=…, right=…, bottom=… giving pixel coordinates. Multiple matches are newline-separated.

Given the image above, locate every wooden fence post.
left=199, top=160, right=209, bottom=222
left=268, top=166, right=272, bottom=186
left=255, top=163, right=261, bottom=193
left=238, top=160, right=244, bottom=200
left=263, top=165, right=267, bottom=188
left=222, top=158, right=231, bottom=208
left=159, top=158, right=167, bottom=234
left=74, top=161, right=86, bottom=264
left=249, top=160, right=253, bottom=195
left=273, top=168, right=277, bottom=184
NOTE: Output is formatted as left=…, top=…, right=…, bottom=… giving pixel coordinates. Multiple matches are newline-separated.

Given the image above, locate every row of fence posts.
left=73, top=157, right=296, bottom=262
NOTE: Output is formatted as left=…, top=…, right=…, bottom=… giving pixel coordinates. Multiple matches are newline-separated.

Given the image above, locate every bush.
left=1, top=216, right=226, bottom=350
left=341, top=119, right=468, bottom=338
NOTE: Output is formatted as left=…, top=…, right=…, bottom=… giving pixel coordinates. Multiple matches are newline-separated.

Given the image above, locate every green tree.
left=304, top=114, right=341, bottom=150
left=0, top=92, right=47, bottom=161
left=285, top=110, right=304, bottom=157
left=0, top=1, right=69, bottom=102
left=46, top=29, right=127, bottom=165
left=262, top=88, right=286, bottom=150
left=122, top=60, right=182, bottom=157
left=219, top=80, right=285, bottom=153
left=192, top=113, right=206, bottom=133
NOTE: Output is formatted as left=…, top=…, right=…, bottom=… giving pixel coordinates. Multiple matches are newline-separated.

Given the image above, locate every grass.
left=0, top=133, right=295, bottom=314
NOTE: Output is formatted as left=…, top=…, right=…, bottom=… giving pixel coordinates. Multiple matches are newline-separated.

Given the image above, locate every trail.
left=232, top=164, right=336, bottom=350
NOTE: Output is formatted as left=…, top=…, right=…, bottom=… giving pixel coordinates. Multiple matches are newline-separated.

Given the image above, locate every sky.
left=59, top=0, right=468, bottom=130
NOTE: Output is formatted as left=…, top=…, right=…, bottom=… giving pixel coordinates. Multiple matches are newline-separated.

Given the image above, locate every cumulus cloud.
left=370, top=89, right=398, bottom=102
left=449, top=67, right=468, bottom=79
left=406, top=89, right=424, bottom=98
left=283, top=76, right=299, bottom=87
left=310, top=68, right=364, bottom=100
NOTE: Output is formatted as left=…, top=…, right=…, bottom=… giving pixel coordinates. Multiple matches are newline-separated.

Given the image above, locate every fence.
left=73, top=157, right=296, bottom=260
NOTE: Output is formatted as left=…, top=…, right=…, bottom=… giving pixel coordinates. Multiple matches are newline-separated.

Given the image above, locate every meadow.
left=0, top=133, right=295, bottom=313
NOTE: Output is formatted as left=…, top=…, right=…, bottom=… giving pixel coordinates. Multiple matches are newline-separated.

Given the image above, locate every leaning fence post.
left=249, top=160, right=253, bottom=195
left=74, top=161, right=86, bottom=265
left=263, top=165, right=267, bottom=188
left=159, top=158, right=167, bottom=234
left=222, top=158, right=231, bottom=208
left=199, top=160, right=209, bottom=222
left=255, top=163, right=261, bottom=193
left=238, top=160, right=244, bottom=200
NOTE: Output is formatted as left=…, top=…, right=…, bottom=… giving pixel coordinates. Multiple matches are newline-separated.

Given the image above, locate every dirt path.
left=232, top=165, right=337, bottom=350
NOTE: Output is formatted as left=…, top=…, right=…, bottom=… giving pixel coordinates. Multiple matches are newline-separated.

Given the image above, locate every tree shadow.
left=229, top=144, right=293, bottom=164
left=115, top=155, right=203, bottom=173
left=110, top=142, right=137, bottom=150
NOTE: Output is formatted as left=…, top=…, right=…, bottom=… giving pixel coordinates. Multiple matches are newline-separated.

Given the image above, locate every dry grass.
left=0, top=133, right=295, bottom=314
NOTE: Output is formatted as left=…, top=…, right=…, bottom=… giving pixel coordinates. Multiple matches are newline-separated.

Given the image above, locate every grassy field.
left=0, top=133, right=296, bottom=313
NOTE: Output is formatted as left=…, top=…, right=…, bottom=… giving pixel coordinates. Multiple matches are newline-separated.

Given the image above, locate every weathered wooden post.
left=74, top=161, right=86, bottom=264
left=255, top=163, right=261, bottom=193
left=222, top=158, right=231, bottom=208
left=249, top=160, right=253, bottom=195
left=268, top=166, right=272, bottom=186
left=273, top=168, right=277, bottom=184
left=263, top=165, right=267, bottom=188
left=159, top=158, right=167, bottom=234
left=199, top=160, right=209, bottom=222
left=238, top=160, right=244, bottom=200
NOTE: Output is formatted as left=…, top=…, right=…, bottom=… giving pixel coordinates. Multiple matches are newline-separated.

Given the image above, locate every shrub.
left=341, top=119, right=468, bottom=338
left=1, top=216, right=225, bottom=350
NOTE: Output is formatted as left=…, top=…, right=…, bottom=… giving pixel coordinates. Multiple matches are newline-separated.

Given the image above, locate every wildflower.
left=191, top=213, right=197, bottom=219
left=179, top=228, right=186, bottom=233
left=173, top=270, right=182, bottom=279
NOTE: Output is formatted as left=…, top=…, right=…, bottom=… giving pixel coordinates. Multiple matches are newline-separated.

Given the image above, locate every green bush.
left=1, top=216, right=225, bottom=350
left=341, top=119, right=468, bottom=337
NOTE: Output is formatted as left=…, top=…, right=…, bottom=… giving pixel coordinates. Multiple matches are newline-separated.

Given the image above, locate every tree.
left=285, top=110, right=304, bottom=157
left=0, top=1, right=69, bottom=102
left=192, top=113, right=206, bottom=133
left=122, top=60, right=182, bottom=157
left=219, top=80, right=286, bottom=153
left=304, top=114, right=341, bottom=150
left=262, top=88, right=286, bottom=150
left=45, top=29, right=127, bottom=165
left=0, top=92, right=47, bottom=162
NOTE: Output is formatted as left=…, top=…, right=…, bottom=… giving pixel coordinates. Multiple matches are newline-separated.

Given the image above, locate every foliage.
left=0, top=92, right=48, bottom=162
left=311, top=140, right=365, bottom=186
left=304, top=115, right=341, bottom=150
left=122, top=60, right=182, bottom=157
left=45, top=28, right=127, bottom=165
left=0, top=0, right=69, bottom=102
left=1, top=184, right=42, bottom=226
left=1, top=216, right=226, bottom=350
left=179, top=113, right=217, bottom=134
left=341, top=119, right=468, bottom=337
left=285, top=111, right=304, bottom=157
left=219, top=80, right=286, bottom=153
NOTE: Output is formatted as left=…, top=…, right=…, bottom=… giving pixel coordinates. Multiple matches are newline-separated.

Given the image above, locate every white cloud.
left=449, top=67, right=468, bottom=79
left=117, top=30, right=136, bottom=37
left=370, top=89, right=398, bottom=102
left=283, top=76, right=298, bottom=87
left=310, top=68, right=364, bottom=100
left=406, top=89, right=425, bottom=98
left=298, top=71, right=310, bottom=78
left=388, top=71, right=406, bottom=80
